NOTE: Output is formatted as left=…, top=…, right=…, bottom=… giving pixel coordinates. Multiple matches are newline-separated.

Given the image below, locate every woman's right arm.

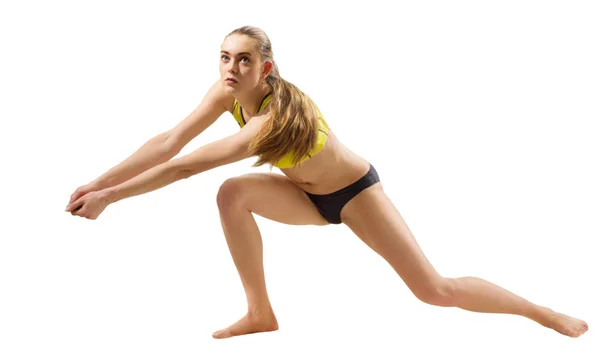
left=68, top=79, right=232, bottom=204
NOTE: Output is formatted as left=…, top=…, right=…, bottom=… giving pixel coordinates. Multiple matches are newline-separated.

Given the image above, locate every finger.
left=69, top=189, right=84, bottom=204
left=71, top=207, right=85, bottom=217
left=66, top=198, right=84, bottom=212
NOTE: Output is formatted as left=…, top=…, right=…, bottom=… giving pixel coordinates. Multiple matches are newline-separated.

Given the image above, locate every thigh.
left=340, top=183, right=442, bottom=291
left=217, top=172, right=329, bottom=226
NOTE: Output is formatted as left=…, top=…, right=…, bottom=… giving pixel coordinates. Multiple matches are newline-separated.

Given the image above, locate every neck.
left=235, top=83, right=272, bottom=115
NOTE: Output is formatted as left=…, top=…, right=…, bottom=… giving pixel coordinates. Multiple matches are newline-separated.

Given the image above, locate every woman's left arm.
left=108, top=115, right=267, bottom=203
left=66, top=115, right=267, bottom=218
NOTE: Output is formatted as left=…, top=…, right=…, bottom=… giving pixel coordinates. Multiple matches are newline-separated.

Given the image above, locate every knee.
left=413, top=278, right=457, bottom=307
left=216, top=177, right=247, bottom=210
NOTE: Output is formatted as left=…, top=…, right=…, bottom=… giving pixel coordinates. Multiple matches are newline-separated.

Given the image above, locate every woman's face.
left=219, top=34, right=264, bottom=93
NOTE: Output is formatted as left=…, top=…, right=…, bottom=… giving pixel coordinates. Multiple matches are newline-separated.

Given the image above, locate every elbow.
left=177, top=157, right=225, bottom=179
left=177, top=160, right=209, bottom=179
left=173, top=139, right=248, bottom=179
left=157, top=132, right=183, bottom=157
left=178, top=168, right=195, bottom=180
left=167, top=154, right=197, bottom=181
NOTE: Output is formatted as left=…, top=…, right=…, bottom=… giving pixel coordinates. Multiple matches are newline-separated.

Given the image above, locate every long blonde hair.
left=226, top=26, right=321, bottom=168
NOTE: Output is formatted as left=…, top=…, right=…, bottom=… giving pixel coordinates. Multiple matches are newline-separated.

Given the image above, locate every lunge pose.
left=66, top=26, right=588, bottom=339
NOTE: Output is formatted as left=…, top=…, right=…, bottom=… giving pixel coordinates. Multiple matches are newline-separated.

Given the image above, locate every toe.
left=212, top=329, right=226, bottom=339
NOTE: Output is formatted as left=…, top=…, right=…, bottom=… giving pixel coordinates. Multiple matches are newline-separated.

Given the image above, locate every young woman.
left=65, top=26, right=588, bottom=339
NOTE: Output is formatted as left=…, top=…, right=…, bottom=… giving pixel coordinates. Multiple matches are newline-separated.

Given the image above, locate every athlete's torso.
left=230, top=92, right=330, bottom=169
left=225, top=89, right=370, bottom=194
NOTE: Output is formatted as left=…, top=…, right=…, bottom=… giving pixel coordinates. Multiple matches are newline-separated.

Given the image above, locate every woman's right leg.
left=212, top=172, right=328, bottom=339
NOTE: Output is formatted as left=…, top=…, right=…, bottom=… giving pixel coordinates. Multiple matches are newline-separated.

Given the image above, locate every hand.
left=68, top=182, right=100, bottom=206
left=65, top=190, right=112, bottom=220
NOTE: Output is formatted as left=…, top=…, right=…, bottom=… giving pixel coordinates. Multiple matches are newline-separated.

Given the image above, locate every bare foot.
left=538, top=308, right=588, bottom=337
left=212, top=311, right=279, bottom=339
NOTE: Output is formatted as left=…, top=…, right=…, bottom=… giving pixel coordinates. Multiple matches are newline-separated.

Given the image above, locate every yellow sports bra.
left=231, top=92, right=330, bottom=169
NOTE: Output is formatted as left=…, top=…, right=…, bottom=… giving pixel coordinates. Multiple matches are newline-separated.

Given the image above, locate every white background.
left=1, top=0, right=598, bottom=357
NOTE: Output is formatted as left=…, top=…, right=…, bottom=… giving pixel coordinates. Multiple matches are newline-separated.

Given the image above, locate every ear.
left=263, top=61, right=273, bottom=77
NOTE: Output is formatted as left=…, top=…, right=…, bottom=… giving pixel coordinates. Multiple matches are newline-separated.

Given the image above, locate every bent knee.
left=413, top=278, right=457, bottom=307
left=216, top=176, right=250, bottom=209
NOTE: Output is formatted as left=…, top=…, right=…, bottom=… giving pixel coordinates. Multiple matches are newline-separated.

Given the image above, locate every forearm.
left=105, top=160, right=188, bottom=204
left=104, top=136, right=251, bottom=204
left=90, top=134, right=177, bottom=190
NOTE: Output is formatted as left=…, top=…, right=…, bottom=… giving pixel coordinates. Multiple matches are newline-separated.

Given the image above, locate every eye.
left=240, top=56, right=250, bottom=63
left=221, top=55, right=229, bottom=61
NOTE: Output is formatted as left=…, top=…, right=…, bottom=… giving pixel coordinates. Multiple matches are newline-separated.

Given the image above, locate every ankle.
left=247, top=303, right=274, bottom=318
left=525, top=305, right=553, bottom=325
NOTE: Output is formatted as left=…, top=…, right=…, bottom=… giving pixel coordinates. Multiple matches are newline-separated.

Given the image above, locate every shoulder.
left=205, top=78, right=235, bottom=114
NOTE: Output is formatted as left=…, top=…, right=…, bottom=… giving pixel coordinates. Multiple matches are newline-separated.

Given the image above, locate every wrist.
left=88, top=180, right=104, bottom=191
left=102, top=187, right=120, bottom=204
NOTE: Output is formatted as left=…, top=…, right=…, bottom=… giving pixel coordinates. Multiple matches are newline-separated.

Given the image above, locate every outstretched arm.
left=67, top=79, right=231, bottom=206
left=105, top=114, right=265, bottom=205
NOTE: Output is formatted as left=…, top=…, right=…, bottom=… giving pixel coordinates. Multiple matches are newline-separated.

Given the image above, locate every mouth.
left=225, top=77, right=238, bottom=83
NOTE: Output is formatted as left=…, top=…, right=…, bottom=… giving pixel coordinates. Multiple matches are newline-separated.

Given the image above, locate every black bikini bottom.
left=304, top=163, right=380, bottom=224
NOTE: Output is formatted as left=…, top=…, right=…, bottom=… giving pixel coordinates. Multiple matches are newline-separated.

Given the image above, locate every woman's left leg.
left=340, top=183, right=588, bottom=338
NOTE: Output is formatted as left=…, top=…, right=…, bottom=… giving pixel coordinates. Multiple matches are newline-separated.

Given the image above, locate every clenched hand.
left=65, top=190, right=111, bottom=220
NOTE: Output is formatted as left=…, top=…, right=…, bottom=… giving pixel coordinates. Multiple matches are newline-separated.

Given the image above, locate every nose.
left=227, top=60, right=238, bottom=74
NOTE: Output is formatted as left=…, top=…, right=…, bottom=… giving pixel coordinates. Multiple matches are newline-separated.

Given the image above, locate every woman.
left=65, top=26, right=588, bottom=339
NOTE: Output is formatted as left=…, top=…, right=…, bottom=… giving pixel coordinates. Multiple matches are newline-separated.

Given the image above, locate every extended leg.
left=340, top=183, right=588, bottom=338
